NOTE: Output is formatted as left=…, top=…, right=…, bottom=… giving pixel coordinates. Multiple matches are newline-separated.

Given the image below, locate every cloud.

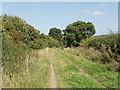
left=84, top=10, right=106, bottom=15
left=92, top=11, right=106, bottom=15
left=99, top=3, right=107, bottom=7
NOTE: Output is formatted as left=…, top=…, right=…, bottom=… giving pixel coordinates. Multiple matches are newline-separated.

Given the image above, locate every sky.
left=1, top=2, right=118, bottom=35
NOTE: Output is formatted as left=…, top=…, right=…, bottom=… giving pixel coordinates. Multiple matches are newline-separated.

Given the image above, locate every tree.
left=48, top=27, right=63, bottom=42
left=63, top=21, right=96, bottom=47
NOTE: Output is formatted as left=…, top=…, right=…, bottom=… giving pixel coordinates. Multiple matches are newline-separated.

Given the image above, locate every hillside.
left=1, top=15, right=119, bottom=88
left=2, top=48, right=118, bottom=88
left=1, top=15, right=62, bottom=49
left=1, top=15, right=62, bottom=88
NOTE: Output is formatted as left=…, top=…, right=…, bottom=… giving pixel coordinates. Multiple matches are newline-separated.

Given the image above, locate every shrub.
left=2, top=33, right=31, bottom=78
left=79, top=34, right=119, bottom=71
left=88, top=34, right=118, bottom=54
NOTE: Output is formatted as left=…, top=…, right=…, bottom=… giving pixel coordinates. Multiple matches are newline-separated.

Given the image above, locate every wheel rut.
left=50, top=64, right=57, bottom=88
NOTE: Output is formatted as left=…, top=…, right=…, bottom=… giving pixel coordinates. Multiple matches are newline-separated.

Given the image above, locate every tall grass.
left=80, top=34, right=119, bottom=72
left=57, top=48, right=118, bottom=88
left=2, top=33, right=50, bottom=87
left=2, top=33, right=34, bottom=87
left=0, top=27, right=2, bottom=88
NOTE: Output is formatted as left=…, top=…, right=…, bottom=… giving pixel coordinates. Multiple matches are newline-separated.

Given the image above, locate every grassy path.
left=50, top=64, right=57, bottom=88
left=3, top=48, right=118, bottom=88
left=42, top=48, right=118, bottom=88
left=50, top=48, right=101, bottom=88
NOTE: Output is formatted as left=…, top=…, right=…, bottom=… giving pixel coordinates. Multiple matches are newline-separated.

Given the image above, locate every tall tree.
left=48, top=27, right=62, bottom=42
left=63, top=21, right=96, bottom=47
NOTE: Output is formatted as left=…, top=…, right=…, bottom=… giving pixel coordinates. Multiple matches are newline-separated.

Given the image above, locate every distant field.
left=3, top=48, right=118, bottom=88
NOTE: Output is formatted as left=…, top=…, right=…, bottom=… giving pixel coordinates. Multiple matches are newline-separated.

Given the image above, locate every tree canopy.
left=48, top=27, right=62, bottom=42
left=1, top=14, right=62, bottom=49
left=63, top=21, right=96, bottom=47
left=1, top=15, right=96, bottom=48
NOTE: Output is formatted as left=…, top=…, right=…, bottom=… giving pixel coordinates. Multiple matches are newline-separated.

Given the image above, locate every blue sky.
left=2, top=2, right=118, bottom=35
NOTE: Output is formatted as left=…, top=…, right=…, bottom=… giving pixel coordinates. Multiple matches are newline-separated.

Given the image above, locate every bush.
left=79, top=34, right=119, bottom=72
left=48, top=38, right=63, bottom=48
left=80, top=37, right=95, bottom=47
left=88, top=34, right=118, bottom=54
left=2, top=34, right=31, bottom=77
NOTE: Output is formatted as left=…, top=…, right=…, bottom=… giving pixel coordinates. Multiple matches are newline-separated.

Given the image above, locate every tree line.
left=1, top=14, right=119, bottom=75
left=1, top=14, right=96, bottom=49
left=49, top=21, right=96, bottom=47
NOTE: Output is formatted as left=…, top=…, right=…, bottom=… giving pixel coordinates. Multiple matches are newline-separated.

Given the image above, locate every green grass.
left=51, top=49, right=101, bottom=88
left=66, top=73, right=100, bottom=88
left=51, top=48, right=118, bottom=88
left=3, top=50, right=50, bottom=88
left=3, top=48, right=118, bottom=88
left=66, top=48, right=118, bottom=88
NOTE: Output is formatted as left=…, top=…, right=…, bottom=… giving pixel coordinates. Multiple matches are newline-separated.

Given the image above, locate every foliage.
left=63, top=21, right=96, bottom=47
left=48, top=38, right=63, bottom=48
left=2, top=33, right=30, bottom=78
left=2, top=14, right=40, bottom=49
left=3, top=48, right=50, bottom=88
left=80, top=37, right=95, bottom=47
left=87, top=34, right=119, bottom=64
left=48, top=27, right=63, bottom=42
left=80, top=34, right=119, bottom=71
left=1, top=14, right=119, bottom=88
left=1, top=14, right=63, bottom=49
left=88, top=34, right=118, bottom=54
left=1, top=14, right=63, bottom=87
